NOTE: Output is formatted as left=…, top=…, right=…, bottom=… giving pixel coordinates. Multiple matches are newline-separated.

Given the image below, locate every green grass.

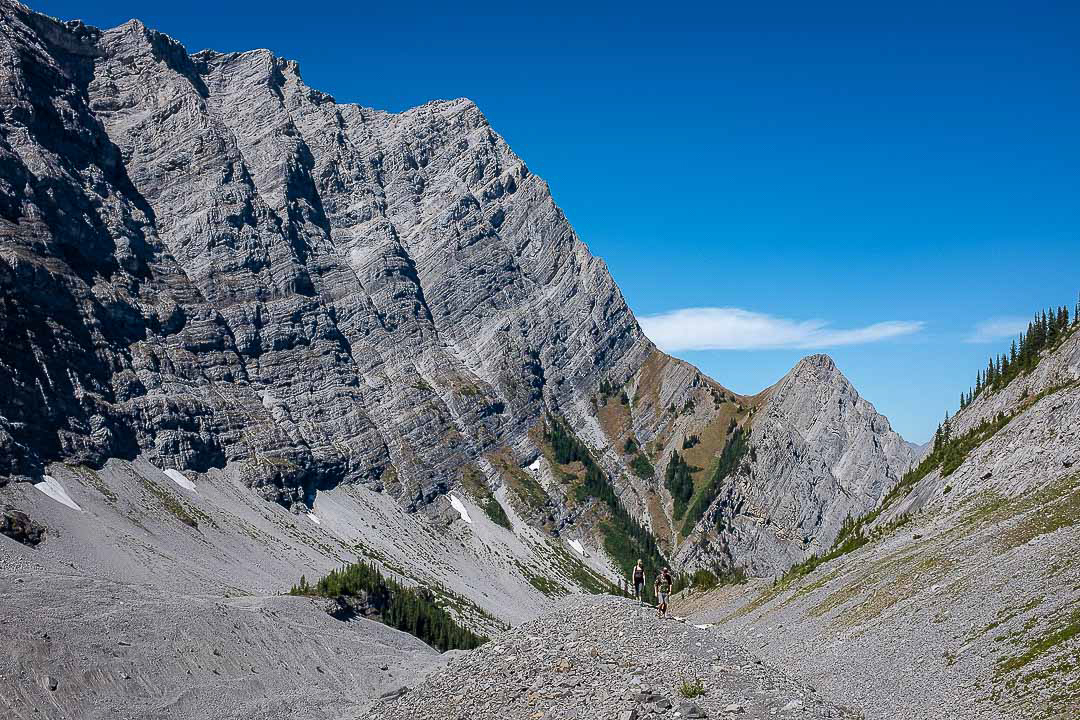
left=132, top=471, right=204, bottom=529
left=999, top=474, right=1080, bottom=550
left=671, top=567, right=747, bottom=594
left=679, top=426, right=748, bottom=537
left=540, top=539, right=616, bottom=595
left=995, top=606, right=1080, bottom=680
left=529, top=575, right=569, bottom=597
left=460, top=465, right=513, bottom=530
left=489, top=450, right=550, bottom=516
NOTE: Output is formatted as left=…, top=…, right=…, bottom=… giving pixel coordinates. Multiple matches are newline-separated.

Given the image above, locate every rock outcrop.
left=0, top=506, right=44, bottom=546
left=0, top=0, right=648, bottom=511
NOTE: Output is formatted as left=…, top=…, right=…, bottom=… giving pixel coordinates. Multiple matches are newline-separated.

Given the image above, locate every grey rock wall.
left=1, top=0, right=912, bottom=578
left=0, top=1, right=648, bottom=511
left=677, top=355, right=914, bottom=576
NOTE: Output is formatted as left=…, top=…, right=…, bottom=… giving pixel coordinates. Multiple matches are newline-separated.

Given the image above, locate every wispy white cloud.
left=638, top=307, right=924, bottom=352
left=965, top=316, right=1029, bottom=344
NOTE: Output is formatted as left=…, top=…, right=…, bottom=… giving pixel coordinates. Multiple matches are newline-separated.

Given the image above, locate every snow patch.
left=528, top=457, right=543, bottom=473
left=567, top=538, right=587, bottom=557
left=34, top=476, right=81, bottom=511
left=449, top=494, right=473, bottom=525
left=307, top=513, right=321, bottom=525
left=694, top=623, right=714, bottom=630
left=164, top=469, right=197, bottom=492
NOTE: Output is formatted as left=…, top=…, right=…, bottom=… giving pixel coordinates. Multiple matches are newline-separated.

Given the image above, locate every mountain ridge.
left=681, top=316, right=1080, bottom=719
left=1, top=0, right=909, bottom=601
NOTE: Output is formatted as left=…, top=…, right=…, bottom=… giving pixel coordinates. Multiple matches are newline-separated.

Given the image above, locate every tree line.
left=958, top=299, right=1079, bottom=412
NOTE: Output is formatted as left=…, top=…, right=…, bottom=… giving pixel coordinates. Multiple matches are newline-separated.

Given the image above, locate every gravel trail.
left=375, top=595, right=861, bottom=719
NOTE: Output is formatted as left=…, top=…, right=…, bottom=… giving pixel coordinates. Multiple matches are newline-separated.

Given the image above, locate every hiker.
left=654, top=566, right=673, bottom=617
left=631, top=559, right=646, bottom=604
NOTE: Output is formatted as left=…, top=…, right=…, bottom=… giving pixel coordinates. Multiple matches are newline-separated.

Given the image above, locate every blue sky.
left=34, top=0, right=1079, bottom=442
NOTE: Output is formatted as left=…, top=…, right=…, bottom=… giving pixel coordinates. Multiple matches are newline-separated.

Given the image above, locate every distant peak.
left=795, top=353, right=837, bottom=372
left=773, top=353, right=850, bottom=397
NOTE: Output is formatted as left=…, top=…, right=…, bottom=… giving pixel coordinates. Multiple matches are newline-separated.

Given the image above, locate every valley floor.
left=373, top=595, right=861, bottom=720
left=677, top=483, right=1080, bottom=720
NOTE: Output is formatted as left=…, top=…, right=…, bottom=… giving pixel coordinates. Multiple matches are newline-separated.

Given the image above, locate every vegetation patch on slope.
left=128, top=466, right=209, bottom=529
left=543, top=539, right=617, bottom=595
left=460, top=464, right=512, bottom=530
left=991, top=603, right=1080, bottom=716
left=596, top=378, right=633, bottom=448
left=998, top=472, right=1080, bottom=551
left=678, top=409, right=741, bottom=486
left=779, top=512, right=913, bottom=586
left=664, top=451, right=698, bottom=520
left=670, top=567, right=747, bottom=595
left=680, top=426, right=748, bottom=537
left=289, top=562, right=487, bottom=651
left=487, top=447, right=551, bottom=518
left=630, top=452, right=655, bottom=480
left=543, top=416, right=668, bottom=602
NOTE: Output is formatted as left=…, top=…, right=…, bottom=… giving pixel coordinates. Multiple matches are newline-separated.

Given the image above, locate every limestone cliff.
left=0, top=0, right=912, bottom=579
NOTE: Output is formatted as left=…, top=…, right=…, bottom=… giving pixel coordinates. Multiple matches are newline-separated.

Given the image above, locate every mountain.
left=681, top=323, right=1080, bottom=719
left=0, top=5, right=931, bottom=717
left=675, top=354, right=913, bottom=577
left=0, top=0, right=913, bottom=591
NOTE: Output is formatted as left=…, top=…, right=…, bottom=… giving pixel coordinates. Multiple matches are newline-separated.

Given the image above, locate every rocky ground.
left=374, top=595, right=861, bottom=720
left=0, top=457, right=614, bottom=718
left=0, top=573, right=446, bottom=720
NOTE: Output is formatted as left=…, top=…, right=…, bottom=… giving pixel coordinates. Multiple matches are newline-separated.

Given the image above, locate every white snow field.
left=567, top=538, right=587, bottom=557
left=163, top=468, right=197, bottom=492
left=449, top=493, right=473, bottom=524
left=33, top=476, right=81, bottom=511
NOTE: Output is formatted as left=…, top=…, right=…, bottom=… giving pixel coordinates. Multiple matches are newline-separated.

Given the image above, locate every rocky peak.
left=2, top=0, right=912, bottom=587
left=676, top=354, right=913, bottom=577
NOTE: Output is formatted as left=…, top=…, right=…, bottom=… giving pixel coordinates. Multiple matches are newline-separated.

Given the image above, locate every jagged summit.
left=1, top=0, right=912, bottom=630
left=792, top=352, right=837, bottom=370
left=675, top=351, right=913, bottom=576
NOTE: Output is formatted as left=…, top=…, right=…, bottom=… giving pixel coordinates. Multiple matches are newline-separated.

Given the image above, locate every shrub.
left=630, top=453, right=655, bottom=480
left=679, top=679, right=706, bottom=698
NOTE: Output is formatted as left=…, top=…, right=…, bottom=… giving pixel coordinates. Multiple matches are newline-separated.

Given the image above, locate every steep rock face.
left=0, top=1, right=648, bottom=511
left=676, top=355, right=913, bottom=576
left=0, top=0, right=913, bottom=585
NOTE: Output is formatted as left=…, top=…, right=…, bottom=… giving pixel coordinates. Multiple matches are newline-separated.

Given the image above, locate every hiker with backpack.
left=631, top=559, right=646, bottom=604
left=654, top=566, right=673, bottom=618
